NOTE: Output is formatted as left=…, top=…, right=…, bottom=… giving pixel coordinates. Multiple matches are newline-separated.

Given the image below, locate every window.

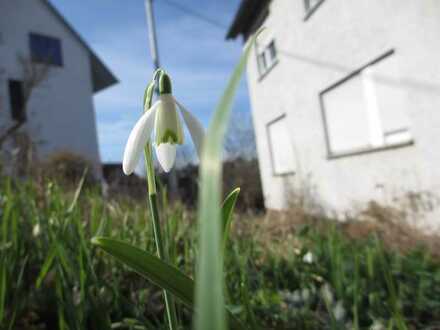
left=304, top=0, right=325, bottom=20
left=267, top=115, right=295, bottom=175
left=256, top=39, right=278, bottom=78
left=8, top=80, right=26, bottom=122
left=320, top=50, right=413, bottom=158
left=29, top=33, right=63, bottom=66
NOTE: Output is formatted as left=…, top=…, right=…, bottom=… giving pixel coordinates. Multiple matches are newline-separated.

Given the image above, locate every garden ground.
left=1, top=177, right=440, bottom=329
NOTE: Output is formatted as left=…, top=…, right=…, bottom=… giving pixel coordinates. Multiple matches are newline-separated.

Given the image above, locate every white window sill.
left=327, top=140, right=415, bottom=160
left=272, top=170, right=296, bottom=177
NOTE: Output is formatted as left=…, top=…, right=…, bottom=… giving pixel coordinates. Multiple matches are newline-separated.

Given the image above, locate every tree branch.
left=0, top=54, right=50, bottom=149
left=0, top=120, right=25, bottom=147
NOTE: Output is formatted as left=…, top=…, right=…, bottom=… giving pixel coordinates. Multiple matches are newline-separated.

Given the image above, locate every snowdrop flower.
left=333, top=301, right=346, bottom=321
left=123, top=72, right=204, bottom=174
left=303, top=251, right=314, bottom=264
left=370, top=320, right=386, bottom=330
left=320, top=283, right=334, bottom=305
left=301, top=288, right=311, bottom=301
left=32, top=223, right=41, bottom=237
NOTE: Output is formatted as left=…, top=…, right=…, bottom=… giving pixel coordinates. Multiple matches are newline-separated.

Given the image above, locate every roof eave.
left=90, top=52, right=118, bottom=93
left=226, top=0, right=251, bottom=39
left=42, top=0, right=118, bottom=93
left=226, top=0, right=270, bottom=40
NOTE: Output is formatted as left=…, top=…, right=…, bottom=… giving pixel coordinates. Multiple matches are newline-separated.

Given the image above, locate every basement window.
left=8, top=80, right=26, bottom=122
left=320, top=50, right=413, bottom=159
left=304, top=0, right=325, bottom=20
left=266, top=115, right=295, bottom=176
left=29, top=33, right=63, bottom=66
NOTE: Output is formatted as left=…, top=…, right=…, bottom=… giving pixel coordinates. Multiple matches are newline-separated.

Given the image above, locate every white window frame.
left=319, top=49, right=414, bottom=159
left=304, top=0, right=325, bottom=20
left=256, top=36, right=278, bottom=80
left=266, top=114, right=296, bottom=176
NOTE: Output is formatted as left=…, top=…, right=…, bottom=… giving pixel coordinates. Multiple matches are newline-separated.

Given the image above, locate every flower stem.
left=144, top=146, right=178, bottom=330
left=143, top=78, right=178, bottom=329
left=144, top=143, right=157, bottom=195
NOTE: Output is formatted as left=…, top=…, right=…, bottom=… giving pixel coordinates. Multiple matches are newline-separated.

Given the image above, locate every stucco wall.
left=0, top=0, right=102, bottom=175
left=246, top=0, right=440, bottom=230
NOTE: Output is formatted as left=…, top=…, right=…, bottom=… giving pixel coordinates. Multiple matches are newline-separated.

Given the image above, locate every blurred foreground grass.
left=1, top=177, right=440, bottom=329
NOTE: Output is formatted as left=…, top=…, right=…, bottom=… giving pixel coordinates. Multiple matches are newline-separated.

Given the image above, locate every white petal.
left=122, top=101, right=160, bottom=175
left=155, top=143, right=176, bottom=172
left=173, top=97, right=205, bottom=157
left=155, top=94, right=184, bottom=144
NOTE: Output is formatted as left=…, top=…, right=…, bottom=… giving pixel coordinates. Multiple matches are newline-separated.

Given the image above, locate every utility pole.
left=144, top=0, right=178, bottom=199
left=145, top=0, right=160, bottom=70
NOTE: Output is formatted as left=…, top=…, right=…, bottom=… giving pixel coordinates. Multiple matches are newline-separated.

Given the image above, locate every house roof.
left=226, top=0, right=270, bottom=40
left=41, top=0, right=118, bottom=93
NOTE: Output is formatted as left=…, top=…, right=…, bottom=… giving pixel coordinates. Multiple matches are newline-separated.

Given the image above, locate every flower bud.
left=159, top=72, right=172, bottom=94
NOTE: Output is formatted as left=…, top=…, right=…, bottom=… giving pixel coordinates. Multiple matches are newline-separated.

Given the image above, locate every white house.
left=227, top=0, right=440, bottom=230
left=0, top=0, right=117, bottom=176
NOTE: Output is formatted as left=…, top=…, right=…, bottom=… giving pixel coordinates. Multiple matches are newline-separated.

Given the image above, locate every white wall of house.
left=246, top=0, right=440, bottom=230
left=0, top=0, right=102, bottom=175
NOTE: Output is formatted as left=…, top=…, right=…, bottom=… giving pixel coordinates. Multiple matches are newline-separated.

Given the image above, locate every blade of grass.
left=67, top=168, right=88, bottom=214
left=375, top=236, right=407, bottom=330
left=0, top=258, right=6, bottom=324
left=36, top=243, right=57, bottom=288
left=195, top=31, right=261, bottom=330
left=7, top=255, right=28, bottom=330
left=221, top=188, right=240, bottom=248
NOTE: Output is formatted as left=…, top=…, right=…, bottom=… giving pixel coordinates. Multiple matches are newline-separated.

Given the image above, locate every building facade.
left=228, top=0, right=440, bottom=230
left=0, top=0, right=117, bottom=175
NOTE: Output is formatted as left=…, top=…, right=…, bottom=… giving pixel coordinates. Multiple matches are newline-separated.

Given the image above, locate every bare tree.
left=224, top=111, right=257, bottom=160
left=175, top=143, right=196, bottom=168
left=0, top=54, right=50, bottom=148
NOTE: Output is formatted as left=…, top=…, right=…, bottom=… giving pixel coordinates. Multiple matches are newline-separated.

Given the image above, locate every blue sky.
left=49, top=0, right=250, bottom=163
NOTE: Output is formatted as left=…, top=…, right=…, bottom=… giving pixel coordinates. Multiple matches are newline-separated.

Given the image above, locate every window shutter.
left=321, top=51, right=413, bottom=157
left=371, top=57, right=412, bottom=144
left=323, top=75, right=371, bottom=154
left=267, top=116, right=295, bottom=175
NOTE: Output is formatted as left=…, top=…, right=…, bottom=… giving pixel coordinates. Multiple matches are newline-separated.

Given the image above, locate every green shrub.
left=41, top=151, right=98, bottom=187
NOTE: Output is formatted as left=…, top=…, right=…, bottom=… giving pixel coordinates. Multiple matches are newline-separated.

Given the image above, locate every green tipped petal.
left=155, top=94, right=184, bottom=146
left=159, top=72, right=172, bottom=94
left=160, top=129, right=179, bottom=144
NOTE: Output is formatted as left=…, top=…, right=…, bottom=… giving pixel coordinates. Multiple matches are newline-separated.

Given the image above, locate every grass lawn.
left=1, top=178, right=440, bottom=329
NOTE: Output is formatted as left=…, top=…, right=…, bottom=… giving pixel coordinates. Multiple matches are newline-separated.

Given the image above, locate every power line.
left=160, top=0, right=228, bottom=30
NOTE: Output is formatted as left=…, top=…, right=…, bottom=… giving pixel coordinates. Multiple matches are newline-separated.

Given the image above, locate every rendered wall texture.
left=246, top=0, right=440, bottom=230
left=0, top=0, right=102, bottom=175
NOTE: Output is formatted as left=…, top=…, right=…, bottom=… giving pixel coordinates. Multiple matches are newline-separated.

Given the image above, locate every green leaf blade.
left=221, top=188, right=240, bottom=247
left=91, top=237, right=194, bottom=306
left=36, top=243, right=57, bottom=288
left=195, top=31, right=259, bottom=330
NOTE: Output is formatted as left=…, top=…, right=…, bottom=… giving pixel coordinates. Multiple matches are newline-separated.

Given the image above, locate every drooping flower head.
left=123, top=71, right=204, bottom=175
